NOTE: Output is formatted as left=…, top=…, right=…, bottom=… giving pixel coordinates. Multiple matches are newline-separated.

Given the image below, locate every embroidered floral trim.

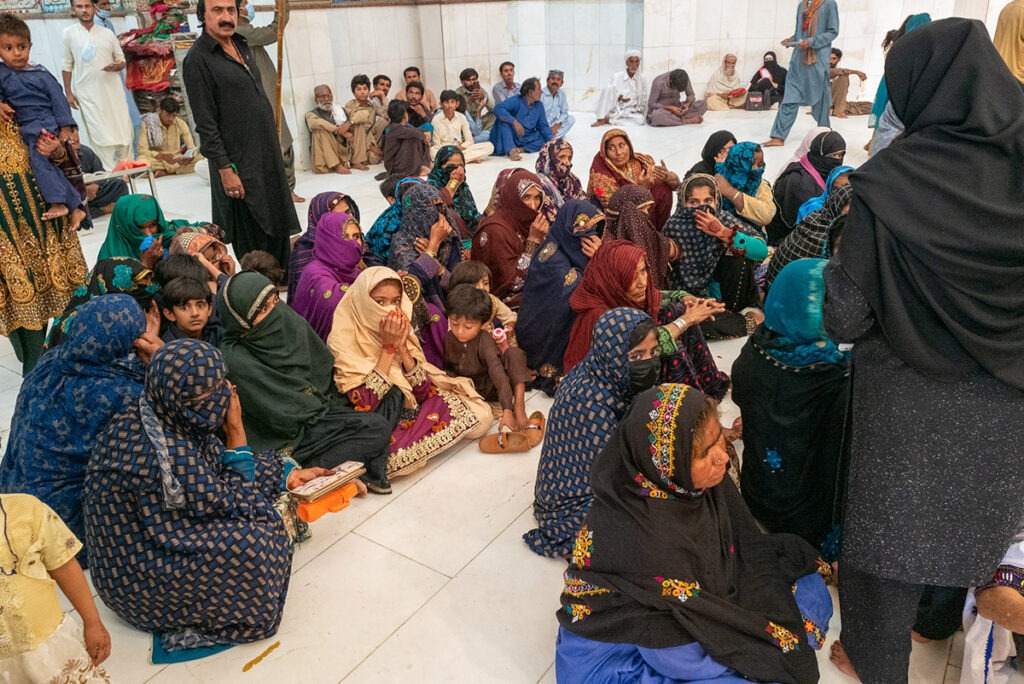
left=564, top=269, right=579, bottom=287
left=765, top=621, right=800, bottom=653
left=634, top=472, right=670, bottom=499
left=562, top=572, right=611, bottom=598
left=642, top=385, right=703, bottom=497
left=386, top=388, right=480, bottom=478
left=655, top=576, right=701, bottom=602
left=538, top=242, right=557, bottom=262
left=565, top=603, right=592, bottom=623
left=405, top=363, right=428, bottom=386
left=364, top=369, right=393, bottom=401
left=571, top=525, right=594, bottom=568
left=815, top=558, right=835, bottom=584
left=803, top=616, right=826, bottom=649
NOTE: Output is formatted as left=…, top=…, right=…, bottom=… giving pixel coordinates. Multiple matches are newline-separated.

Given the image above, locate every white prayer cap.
left=624, top=49, right=642, bottom=60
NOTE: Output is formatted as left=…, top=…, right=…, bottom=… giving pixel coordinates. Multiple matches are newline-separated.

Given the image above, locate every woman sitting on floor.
left=389, top=183, right=464, bottom=307
left=517, top=200, right=604, bottom=396
left=587, top=128, right=678, bottom=229
left=288, top=191, right=364, bottom=302
left=684, top=129, right=736, bottom=178
left=749, top=51, right=787, bottom=105
left=0, top=295, right=160, bottom=562
left=83, top=339, right=330, bottom=658
left=604, top=184, right=680, bottom=290
left=563, top=240, right=728, bottom=400
left=97, top=194, right=196, bottom=267
left=555, top=383, right=833, bottom=684
left=765, top=183, right=853, bottom=291
left=767, top=130, right=846, bottom=245
left=427, top=145, right=481, bottom=238
left=291, top=212, right=369, bottom=340
left=366, top=178, right=423, bottom=264
left=534, top=139, right=586, bottom=222
left=328, top=267, right=492, bottom=479
left=524, top=307, right=660, bottom=558
left=471, top=169, right=548, bottom=307
left=795, top=164, right=853, bottom=224
left=664, top=174, right=767, bottom=338
left=218, top=272, right=393, bottom=493
left=731, top=259, right=850, bottom=560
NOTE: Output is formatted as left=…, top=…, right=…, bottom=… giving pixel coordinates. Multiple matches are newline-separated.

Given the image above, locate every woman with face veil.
left=823, top=18, right=1024, bottom=681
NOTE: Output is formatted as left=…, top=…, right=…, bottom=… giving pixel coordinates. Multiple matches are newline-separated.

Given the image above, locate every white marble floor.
left=1, top=108, right=993, bottom=682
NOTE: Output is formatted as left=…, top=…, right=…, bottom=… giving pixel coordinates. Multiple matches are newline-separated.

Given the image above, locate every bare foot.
left=910, top=630, right=932, bottom=644
left=591, top=118, right=609, bottom=127
left=508, top=147, right=523, bottom=161
left=353, top=162, right=369, bottom=171
left=722, top=416, right=743, bottom=443
left=69, top=207, right=86, bottom=231
left=99, top=203, right=116, bottom=215
left=368, top=144, right=383, bottom=159
left=689, top=116, right=704, bottom=125
left=291, top=192, right=306, bottom=203
left=829, top=642, right=861, bottom=681
left=761, top=138, right=785, bottom=147
left=333, top=163, right=351, bottom=175
left=834, top=112, right=849, bottom=119
left=41, top=203, right=69, bottom=221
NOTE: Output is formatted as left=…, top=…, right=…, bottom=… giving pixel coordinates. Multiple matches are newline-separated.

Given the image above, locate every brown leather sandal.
left=523, top=411, right=546, bottom=448
left=479, top=430, right=531, bottom=454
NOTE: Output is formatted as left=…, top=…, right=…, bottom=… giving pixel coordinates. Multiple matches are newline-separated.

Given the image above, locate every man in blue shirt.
left=492, top=61, right=520, bottom=105
left=491, top=77, right=552, bottom=160
left=540, top=69, right=574, bottom=139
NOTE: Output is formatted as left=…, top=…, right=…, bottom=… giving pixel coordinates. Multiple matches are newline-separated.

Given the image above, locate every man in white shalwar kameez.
left=592, top=50, right=647, bottom=127
left=61, top=0, right=133, bottom=170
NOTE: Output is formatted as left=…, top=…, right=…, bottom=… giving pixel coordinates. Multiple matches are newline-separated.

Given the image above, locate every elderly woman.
left=287, top=191, right=361, bottom=302
left=517, top=200, right=603, bottom=395
left=524, top=307, right=661, bottom=558
left=46, top=257, right=158, bottom=348
left=767, top=130, right=846, bottom=245
left=0, top=295, right=158, bottom=561
left=329, top=267, right=492, bottom=478
left=563, top=240, right=728, bottom=400
left=83, top=339, right=327, bottom=656
left=534, top=139, right=586, bottom=222
left=588, top=129, right=677, bottom=229
left=823, top=20, right=1024, bottom=680
left=470, top=169, right=548, bottom=307
left=732, top=259, right=850, bottom=560
left=427, top=145, right=481, bottom=238
left=218, top=272, right=393, bottom=492
left=554, top=383, right=833, bottom=683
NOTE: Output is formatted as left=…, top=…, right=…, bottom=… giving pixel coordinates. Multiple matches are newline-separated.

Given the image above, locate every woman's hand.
left=195, top=252, right=224, bottom=281
left=0, top=101, right=14, bottom=122
left=413, top=237, right=430, bottom=254
left=35, top=131, right=62, bottom=158
left=684, top=298, right=727, bottom=325
left=133, top=331, right=163, bottom=364
left=140, top=235, right=163, bottom=269
left=427, top=213, right=452, bottom=253
left=286, top=466, right=332, bottom=490
left=580, top=235, right=602, bottom=258
left=380, top=310, right=406, bottom=347
left=695, top=210, right=733, bottom=242
left=223, top=382, right=247, bottom=449
left=83, top=618, right=112, bottom=665
left=528, top=214, right=550, bottom=244
left=448, top=165, right=466, bottom=186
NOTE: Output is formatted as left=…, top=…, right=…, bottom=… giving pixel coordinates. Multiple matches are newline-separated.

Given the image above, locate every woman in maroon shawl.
left=587, top=128, right=678, bottom=229
left=564, top=240, right=729, bottom=400
left=291, top=212, right=365, bottom=340
left=604, top=184, right=680, bottom=290
left=470, top=168, right=548, bottom=307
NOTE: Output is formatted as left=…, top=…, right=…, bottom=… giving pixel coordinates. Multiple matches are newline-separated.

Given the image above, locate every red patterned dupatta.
left=586, top=128, right=674, bottom=229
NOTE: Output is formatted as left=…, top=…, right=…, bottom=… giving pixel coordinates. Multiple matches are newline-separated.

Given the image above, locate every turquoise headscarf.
left=760, top=259, right=848, bottom=367
left=795, top=165, right=854, bottom=224
left=714, top=141, right=764, bottom=214
left=869, top=13, right=932, bottom=127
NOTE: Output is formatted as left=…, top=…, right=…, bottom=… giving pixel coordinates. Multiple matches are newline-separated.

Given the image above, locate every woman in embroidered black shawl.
left=555, top=383, right=832, bottom=683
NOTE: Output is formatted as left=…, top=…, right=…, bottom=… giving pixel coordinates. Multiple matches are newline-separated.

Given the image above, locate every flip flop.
left=479, top=430, right=531, bottom=454
left=524, top=410, right=546, bottom=448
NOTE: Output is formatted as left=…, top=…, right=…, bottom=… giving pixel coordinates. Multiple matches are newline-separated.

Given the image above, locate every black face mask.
left=628, top=357, right=660, bottom=397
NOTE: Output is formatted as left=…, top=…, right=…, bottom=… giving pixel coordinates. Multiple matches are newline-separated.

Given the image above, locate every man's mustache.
left=218, top=20, right=235, bottom=28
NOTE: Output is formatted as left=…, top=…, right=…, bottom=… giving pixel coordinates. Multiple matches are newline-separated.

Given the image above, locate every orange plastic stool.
left=296, top=481, right=360, bottom=523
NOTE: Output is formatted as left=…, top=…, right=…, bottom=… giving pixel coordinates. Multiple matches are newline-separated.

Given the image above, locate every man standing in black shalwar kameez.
left=182, top=0, right=299, bottom=272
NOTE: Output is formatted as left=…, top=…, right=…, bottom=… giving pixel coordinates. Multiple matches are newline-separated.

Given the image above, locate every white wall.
left=26, top=0, right=1004, bottom=169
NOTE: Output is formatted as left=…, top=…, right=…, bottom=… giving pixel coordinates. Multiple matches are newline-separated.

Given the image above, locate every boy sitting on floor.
left=160, top=276, right=220, bottom=345
left=0, top=13, right=84, bottom=225
left=443, top=284, right=532, bottom=431
left=382, top=100, right=432, bottom=178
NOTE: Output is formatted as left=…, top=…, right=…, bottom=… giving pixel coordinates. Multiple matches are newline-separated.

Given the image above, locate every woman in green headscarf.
left=96, top=194, right=180, bottom=264
left=217, top=272, right=395, bottom=494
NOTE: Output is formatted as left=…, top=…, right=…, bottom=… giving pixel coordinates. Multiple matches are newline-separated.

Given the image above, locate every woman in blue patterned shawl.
left=83, top=339, right=328, bottom=656
left=388, top=183, right=464, bottom=306
left=730, top=259, right=850, bottom=560
left=517, top=200, right=604, bottom=396
left=0, top=295, right=149, bottom=563
left=524, top=307, right=658, bottom=558
left=366, top=177, right=424, bottom=261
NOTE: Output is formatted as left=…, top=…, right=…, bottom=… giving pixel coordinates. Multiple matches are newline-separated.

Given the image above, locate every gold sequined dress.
left=0, top=121, right=87, bottom=335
